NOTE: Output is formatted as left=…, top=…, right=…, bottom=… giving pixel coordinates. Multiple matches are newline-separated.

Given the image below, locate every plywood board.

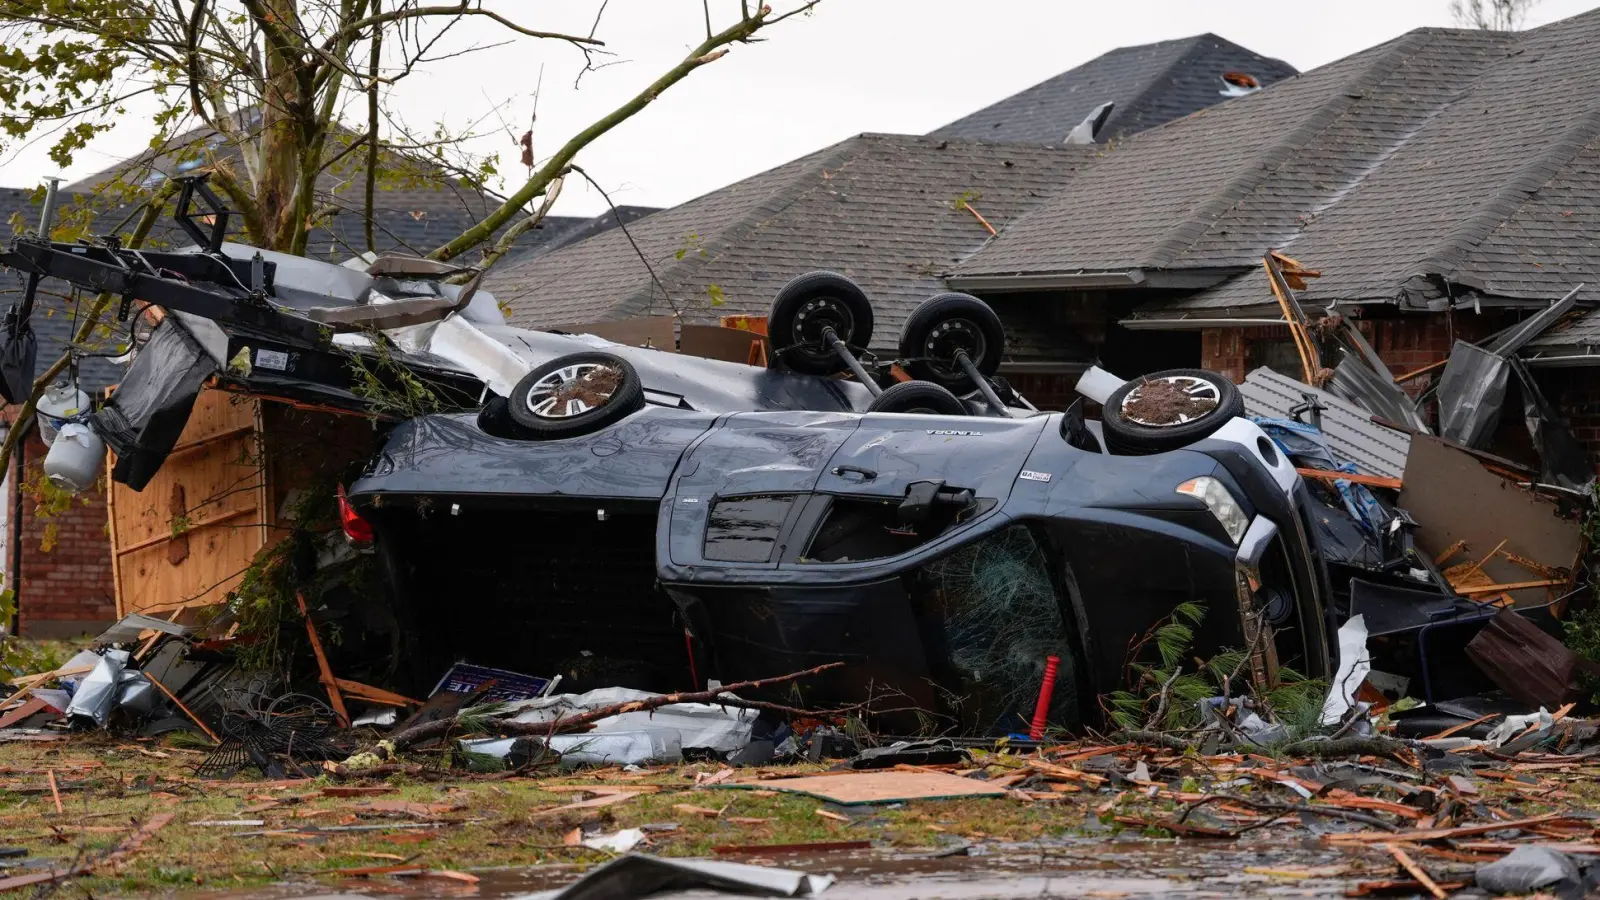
left=170, top=388, right=258, bottom=450
left=114, top=514, right=266, bottom=614
left=725, top=771, right=1007, bottom=805
left=108, top=388, right=266, bottom=617
left=1399, top=435, right=1581, bottom=607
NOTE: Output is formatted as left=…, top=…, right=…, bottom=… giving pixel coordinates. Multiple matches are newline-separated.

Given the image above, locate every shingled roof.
left=60, top=115, right=649, bottom=263
left=0, top=188, right=126, bottom=392
left=486, top=133, right=1089, bottom=350
left=949, top=10, right=1600, bottom=326
left=932, top=34, right=1297, bottom=146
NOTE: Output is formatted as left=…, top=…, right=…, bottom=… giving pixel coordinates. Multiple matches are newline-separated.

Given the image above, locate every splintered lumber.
left=1264, top=254, right=1320, bottom=385
left=1296, top=468, right=1403, bottom=490
left=296, top=591, right=350, bottom=727
left=334, top=679, right=422, bottom=708
left=1384, top=844, right=1446, bottom=900
left=1454, top=579, right=1564, bottom=596
left=142, top=671, right=220, bottom=744
left=0, top=812, right=172, bottom=893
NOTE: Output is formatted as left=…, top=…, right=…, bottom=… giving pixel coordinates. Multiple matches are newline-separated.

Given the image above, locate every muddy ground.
left=3, top=735, right=1597, bottom=898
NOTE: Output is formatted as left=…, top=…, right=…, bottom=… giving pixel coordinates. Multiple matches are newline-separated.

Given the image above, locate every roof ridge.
left=611, top=137, right=867, bottom=319
left=1098, top=35, right=1207, bottom=138
left=1133, top=30, right=1442, bottom=269
left=1408, top=91, right=1600, bottom=297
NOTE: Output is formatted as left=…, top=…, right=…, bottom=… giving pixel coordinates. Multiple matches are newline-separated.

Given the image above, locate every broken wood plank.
left=1396, top=358, right=1451, bottom=384
left=296, top=591, right=349, bottom=728
left=529, top=791, right=640, bottom=818
left=333, top=678, right=421, bottom=708
left=142, top=670, right=220, bottom=743
left=1296, top=468, right=1402, bottom=490
left=1454, top=579, right=1564, bottom=596
left=1432, top=540, right=1469, bottom=566
left=1384, top=844, right=1446, bottom=899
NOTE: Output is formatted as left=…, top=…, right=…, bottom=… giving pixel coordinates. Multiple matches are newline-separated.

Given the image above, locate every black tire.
left=899, top=292, right=1005, bottom=391
left=1101, top=368, right=1243, bottom=455
left=866, top=380, right=968, bottom=416
left=768, top=271, right=875, bottom=376
left=507, top=351, right=645, bottom=439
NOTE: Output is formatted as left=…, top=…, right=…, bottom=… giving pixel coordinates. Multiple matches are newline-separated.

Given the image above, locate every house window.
left=1249, top=339, right=1303, bottom=380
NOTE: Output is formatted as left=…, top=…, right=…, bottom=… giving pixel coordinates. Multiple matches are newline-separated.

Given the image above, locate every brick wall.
left=14, top=430, right=116, bottom=638
left=1533, top=368, right=1600, bottom=473
left=1200, top=313, right=1512, bottom=385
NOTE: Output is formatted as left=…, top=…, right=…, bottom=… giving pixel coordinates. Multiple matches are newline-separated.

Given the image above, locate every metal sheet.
left=1435, top=341, right=1510, bottom=449
left=1238, top=368, right=1411, bottom=480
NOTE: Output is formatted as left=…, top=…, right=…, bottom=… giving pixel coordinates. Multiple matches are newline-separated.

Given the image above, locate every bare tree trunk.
left=363, top=0, right=381, bottom=254
left=252, top=0, right=307, bottom=252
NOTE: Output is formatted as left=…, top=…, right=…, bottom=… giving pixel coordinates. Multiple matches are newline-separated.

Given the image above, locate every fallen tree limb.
left=370, top=661, right=846, bottom=757
left=1279, top=736, right=1411, bottom=763
left=1115, top=730, right=1202, bottom=751
left=1180, top=793, right=1402, bottom=833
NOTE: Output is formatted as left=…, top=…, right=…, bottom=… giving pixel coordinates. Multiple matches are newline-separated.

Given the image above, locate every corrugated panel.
left=1239, top=368, right=1411, bottom=479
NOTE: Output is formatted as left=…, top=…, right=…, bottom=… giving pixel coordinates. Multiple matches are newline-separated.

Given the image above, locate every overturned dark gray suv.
left=2, top=200, right=1331, bottom=734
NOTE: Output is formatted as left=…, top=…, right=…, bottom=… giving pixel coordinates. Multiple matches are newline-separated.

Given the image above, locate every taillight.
left=337, top=485, right=375, bottom=548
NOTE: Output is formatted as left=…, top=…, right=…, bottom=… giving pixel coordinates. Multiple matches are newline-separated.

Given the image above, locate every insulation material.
left=1320, top=615, right=1371, bottom=726
left=64, top=650, right=129, bottom=728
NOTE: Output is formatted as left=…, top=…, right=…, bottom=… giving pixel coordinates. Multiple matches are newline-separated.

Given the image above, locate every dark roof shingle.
left=931, top=34, right=1297, bottom=146
left=943, top=10, right=1600, bottom=323
left=487, top=134, right=1090, bottom=350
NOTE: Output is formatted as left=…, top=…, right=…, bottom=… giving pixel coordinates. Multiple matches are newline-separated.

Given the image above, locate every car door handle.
left=830, top=465, right=877, bottom=482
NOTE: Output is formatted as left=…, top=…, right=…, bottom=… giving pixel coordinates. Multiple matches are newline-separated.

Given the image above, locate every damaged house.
left=0, top=31, right=1293, bottom=637
left=497, top=11, right=1600, bottom=478
left=4, top=22, right=1599, bottom=747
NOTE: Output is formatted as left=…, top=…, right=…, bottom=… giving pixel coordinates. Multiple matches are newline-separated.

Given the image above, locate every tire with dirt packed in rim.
left=508, top=351, right=646, bottom=439
left=1100, top=368, right=1244, bottom=455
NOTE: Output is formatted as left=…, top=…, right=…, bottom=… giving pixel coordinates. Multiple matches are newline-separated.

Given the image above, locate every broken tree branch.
left=429, top=4, right=811, bottom=261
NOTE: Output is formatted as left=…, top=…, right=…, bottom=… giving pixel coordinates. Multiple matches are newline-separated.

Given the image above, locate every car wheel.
left=866, top=380, right=968, bottom=415
left=508, top=351, right=645, bottom=438
left=899, top=292, right=1005, bottom=391
left=768, top=271, right=875, bottom=376
left=1101, top=368, right=1244, bottom=455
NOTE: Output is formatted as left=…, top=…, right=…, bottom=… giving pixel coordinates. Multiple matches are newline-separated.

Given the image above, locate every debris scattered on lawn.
left=542, top=853, right=834, bottom=899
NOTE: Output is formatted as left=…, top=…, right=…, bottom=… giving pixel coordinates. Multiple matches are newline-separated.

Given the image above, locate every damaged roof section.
left=486, top=134, right=1089, bottom=351
left=944, top=12, right=1600, bottom=320
left=929, top=33, right=1297, bottom=146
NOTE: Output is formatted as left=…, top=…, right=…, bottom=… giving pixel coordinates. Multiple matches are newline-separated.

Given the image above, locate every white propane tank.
left=43, top=423, right=104, bottom=494
left=36, top=382, right=90, bottom=447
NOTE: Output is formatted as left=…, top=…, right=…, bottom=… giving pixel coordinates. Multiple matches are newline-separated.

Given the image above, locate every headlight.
left=1177, top=476, right=1248, bottom=544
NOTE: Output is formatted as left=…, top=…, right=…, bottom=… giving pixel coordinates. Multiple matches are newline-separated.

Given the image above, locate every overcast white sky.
left=3, top=0, right=1598, bottom=217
